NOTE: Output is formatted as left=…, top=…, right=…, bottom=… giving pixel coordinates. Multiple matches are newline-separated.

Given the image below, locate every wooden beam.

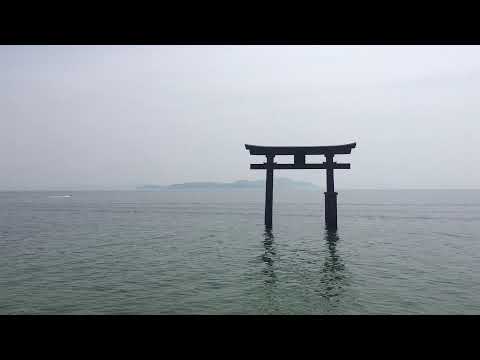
left=245, top=143, right=356, bottom=155
left=250, top=163, right=351, bottom=170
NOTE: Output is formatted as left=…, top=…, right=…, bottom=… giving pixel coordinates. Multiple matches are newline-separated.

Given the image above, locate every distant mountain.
left=137, top=177, right=320, bottom=191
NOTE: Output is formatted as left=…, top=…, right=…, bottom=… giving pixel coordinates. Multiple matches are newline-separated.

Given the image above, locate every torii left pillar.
left=264, top=155, right=275, bottom=228
left=324, top=154, right=338, bottom=230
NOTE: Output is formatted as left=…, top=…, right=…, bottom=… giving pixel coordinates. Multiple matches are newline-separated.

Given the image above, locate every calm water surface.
left=1, top=189, right=479, bottom=314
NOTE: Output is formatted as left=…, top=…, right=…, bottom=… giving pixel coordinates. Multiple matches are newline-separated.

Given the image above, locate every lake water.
left=1, top=189, right=479, bottom=314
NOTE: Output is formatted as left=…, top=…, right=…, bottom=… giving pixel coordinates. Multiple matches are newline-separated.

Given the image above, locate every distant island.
left=137, top=177, right=320, bottom=191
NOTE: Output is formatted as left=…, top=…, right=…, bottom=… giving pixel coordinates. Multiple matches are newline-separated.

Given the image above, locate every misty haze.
left=1, top=45, right=479, bottom=315
left=2, top=45, right=480, bottom=190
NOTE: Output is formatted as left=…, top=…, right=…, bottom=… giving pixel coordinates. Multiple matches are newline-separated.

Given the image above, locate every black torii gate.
left=245, top=142, right=356, bottom=229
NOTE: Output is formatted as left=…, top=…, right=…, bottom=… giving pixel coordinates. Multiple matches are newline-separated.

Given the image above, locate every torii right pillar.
left=324, top=153, right=338, bottom=230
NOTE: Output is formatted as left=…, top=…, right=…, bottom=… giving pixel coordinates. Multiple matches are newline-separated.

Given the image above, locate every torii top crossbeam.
left=245, top=143, right=356, bottom=170
left=245, top=143, right=356, bottom=155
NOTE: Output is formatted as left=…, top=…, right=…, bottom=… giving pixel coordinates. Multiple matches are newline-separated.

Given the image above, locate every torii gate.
left=245, top=142, right=356, bottom=229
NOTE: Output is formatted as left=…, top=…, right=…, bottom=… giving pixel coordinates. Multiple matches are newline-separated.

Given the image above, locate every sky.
left=1, top=45, right=480, bottom=190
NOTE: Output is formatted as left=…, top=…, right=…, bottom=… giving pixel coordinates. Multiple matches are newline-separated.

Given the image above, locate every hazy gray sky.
left=2, top=45, right=480, bottom=190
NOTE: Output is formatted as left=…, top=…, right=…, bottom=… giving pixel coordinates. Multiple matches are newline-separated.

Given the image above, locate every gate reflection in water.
left=259, top=227, right=348, bottom=312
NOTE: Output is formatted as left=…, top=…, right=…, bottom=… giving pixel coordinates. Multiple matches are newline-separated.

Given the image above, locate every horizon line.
left=2, top=187, right=480, bottom=192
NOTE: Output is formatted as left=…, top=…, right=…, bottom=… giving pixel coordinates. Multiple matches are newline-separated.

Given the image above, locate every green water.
left=1, top=190, right=479, bottom=314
